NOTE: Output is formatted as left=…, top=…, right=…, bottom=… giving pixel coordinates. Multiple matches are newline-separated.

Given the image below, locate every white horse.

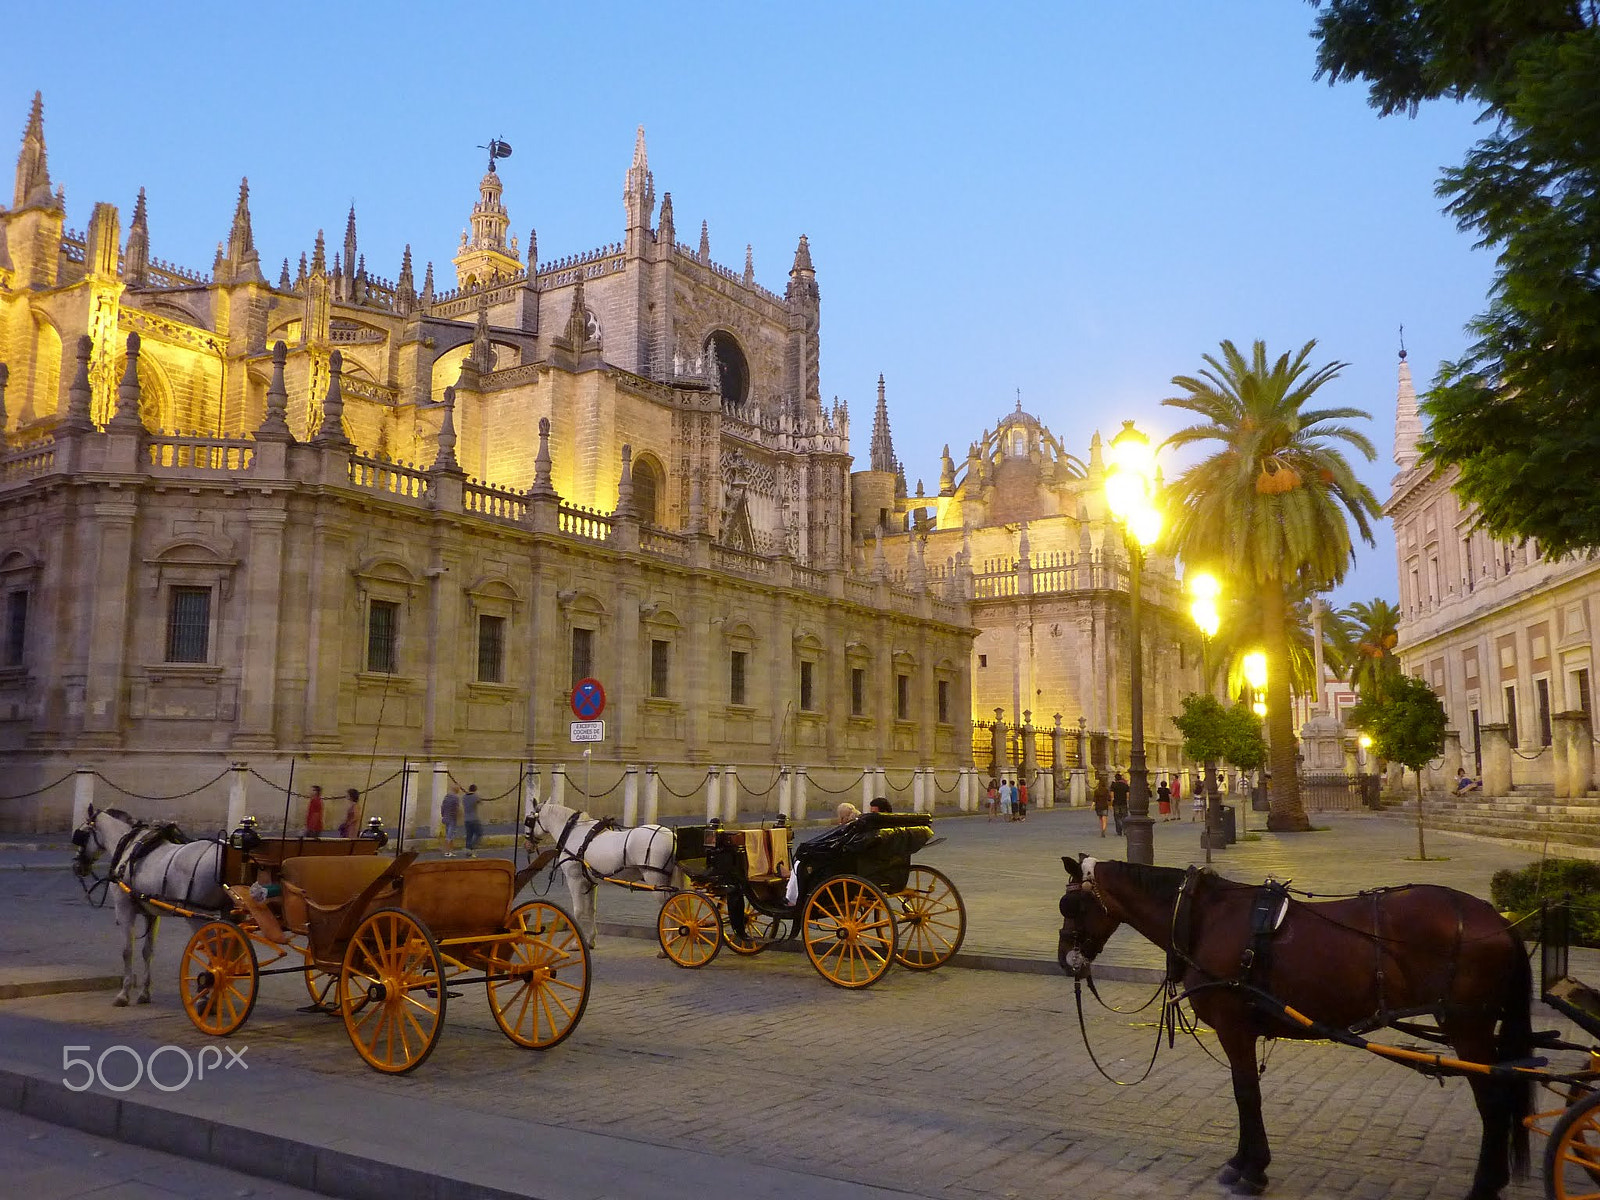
left=523, top=799, right=682, bottom=947
left=71, top=805, right=227, bottom=1006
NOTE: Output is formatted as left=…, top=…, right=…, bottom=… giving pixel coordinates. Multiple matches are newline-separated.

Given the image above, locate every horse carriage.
left=654, top=811, right=967, bottom=989
left=1056, top=854, right=1600, bottom=1200
left=73, top=807, right=591, bottom=1075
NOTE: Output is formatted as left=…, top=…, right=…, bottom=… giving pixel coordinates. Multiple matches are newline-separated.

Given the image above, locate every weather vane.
left=479, top=137, right=513, bottom=173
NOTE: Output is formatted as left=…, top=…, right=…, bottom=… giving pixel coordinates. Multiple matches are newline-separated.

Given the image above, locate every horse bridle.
left=71, top=817, right=115, bottom=907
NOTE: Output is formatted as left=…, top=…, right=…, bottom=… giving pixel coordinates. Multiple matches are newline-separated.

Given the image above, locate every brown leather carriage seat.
left=739, top=828, right=791, bottom=883
left=398, top=858, right=515, bottom=939
left=279, top=854, right=396, bottom=934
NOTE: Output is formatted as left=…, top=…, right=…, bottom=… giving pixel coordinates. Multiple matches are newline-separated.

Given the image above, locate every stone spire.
left=614, top=443, right=637, bottom=519
left=420, top=261, right=435, bottom=306
left=1393, top=336, right=1423, bottom=471
left=526, top=228, right=538, bottom=274
left=62, top=336, right=94, bottom=431
left=454, top=160, right=516, bottom=287
left=698, top=220, right=710, bottom=264
left=278, top=258, right=291, bottom=290
left=212, top=243, right=226, bottom=281
left=869, top=374, right=896, bottom=473
left=658, top=192, right=674, bottom=247
left=623, top=125, right=655, bottom=236
left=342, top=204, right=358, bottom=290
left=310, top=229, right=326, bottom=275
left=225, top=178, right=263, bottom=283
left=939, top=444, right=956, bottom=495
left=471, top=296, right=493, bottom=371
left=432, top=386, right=462, bottom=474
left=256, top=341, right=293, bottom=441
left=395, top=245, right=416, bottom=313
left=743, top=244, right=753, bottom=286
left=312, top=350, right=354, bottom=449
left=13, top=91, right=53, bottom=210
left=85, top=202, right=119, bottom=280
left=786, top=234, right=817, bottom=305
left=124, top=188, right=149, bottom=285
left=530, top=416, right=556, bottom=498
left=108, top=333, right=145, bottom=431
left=553, top=274, right=596, bottom=353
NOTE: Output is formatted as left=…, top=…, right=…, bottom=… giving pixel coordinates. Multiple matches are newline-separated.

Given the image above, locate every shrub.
left=1490, top=859, right=1600, bottom=947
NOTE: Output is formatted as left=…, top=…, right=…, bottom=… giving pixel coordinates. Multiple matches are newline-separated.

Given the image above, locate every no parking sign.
left=571, top=678, right=606, bottom=720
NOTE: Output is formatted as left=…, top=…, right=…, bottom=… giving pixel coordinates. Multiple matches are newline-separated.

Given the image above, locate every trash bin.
left=1222, top=804, right=1237, bottom=845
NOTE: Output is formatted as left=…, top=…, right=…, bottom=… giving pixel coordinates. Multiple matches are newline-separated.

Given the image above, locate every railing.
left=464, top=479, right=526, bottom=522
left=328, top=325, right=386, bottom=344
left=144, top=258, right=210, bottom=287
left=792, top=563, right=830, bottom=594
left=711, top=545, right=770, bottom=578
left=843, top=578, right=878, bottom=605
left=558, top=503, right=612, bottom=543
left=147, top=435, right=255, bottom=472
left=640, top=526, right=690, bottom=559
left=349, top=455, right=429, bottom=499
left=0, top=437, right=56, bottom=482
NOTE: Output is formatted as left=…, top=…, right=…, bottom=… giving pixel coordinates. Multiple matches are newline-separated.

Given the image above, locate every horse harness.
left=541, top=809, right=676, bottom=887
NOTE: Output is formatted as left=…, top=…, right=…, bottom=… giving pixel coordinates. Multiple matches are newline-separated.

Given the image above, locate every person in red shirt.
left=304, top=785, right=324, bottom=839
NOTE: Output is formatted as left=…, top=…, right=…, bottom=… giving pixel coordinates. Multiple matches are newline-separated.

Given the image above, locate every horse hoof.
left=136, top=994, right=151, bottom=1005
left=1229, top=1173, right=1268, bottom=1196
left=1217, top=1164, right=1241, bottom=1186
left=112, top=996, right=129, bottom=1008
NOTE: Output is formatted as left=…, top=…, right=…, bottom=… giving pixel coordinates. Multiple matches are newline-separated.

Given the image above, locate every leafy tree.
left=1350, top=674, right=1448, bottom=859
left=1310, top=2, right=1600, bottom=555
left=1222, top=704, right=1269, bottom=775
left=1171, top=694, right=1268, bottom=845
left=1163, top=339, right=1382, bottom=832
left=1341, top=597, right=1403, bottom=703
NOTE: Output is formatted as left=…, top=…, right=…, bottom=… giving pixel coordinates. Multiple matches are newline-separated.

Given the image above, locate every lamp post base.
left=1123, top=814, right=1154, bottom=865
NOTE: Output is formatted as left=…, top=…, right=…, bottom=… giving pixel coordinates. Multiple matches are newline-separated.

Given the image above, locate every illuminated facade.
left=0, top=95, right=976, bottom=829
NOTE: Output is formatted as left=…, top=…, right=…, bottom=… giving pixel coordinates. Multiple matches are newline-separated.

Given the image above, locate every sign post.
left=570, top=680, right=606, bottom=802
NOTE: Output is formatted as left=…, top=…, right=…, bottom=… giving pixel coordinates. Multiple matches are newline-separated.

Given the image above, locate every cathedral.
left=0, top=94, right=977, bottom=829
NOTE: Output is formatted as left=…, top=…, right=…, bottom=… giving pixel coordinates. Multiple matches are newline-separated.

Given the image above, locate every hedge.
left=1490, top=859, right=1600, bottom=948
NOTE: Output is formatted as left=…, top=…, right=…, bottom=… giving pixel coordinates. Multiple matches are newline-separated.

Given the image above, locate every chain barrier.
left=1510, top=744, right=1548, bottom=760
left=0, top=772, right=74, bottom=801
left=805, top=770, right=867, bottom=796
left=476, top=775, right=525, bottom=803
left=656, top=771, right=710, bottom=799
left=881, top=770, right=915, bottom=793
left=738, top=771, right=782, bottom=798
left=92, top=768, right=232, bottom=804
left=245, top=766, right=403, bottom=801
left=933, top=773, right=960, bottom=794
left=570, top=774, right=626, bottom=801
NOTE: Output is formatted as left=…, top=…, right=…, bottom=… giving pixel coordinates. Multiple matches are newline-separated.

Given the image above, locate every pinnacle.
left=131, top=187, right=147, bottom=225
left=632, top=124, right=647, bottom=167
left=791, top=234, right=813, bottom=273
left=22, top=90, right=42, bottom=139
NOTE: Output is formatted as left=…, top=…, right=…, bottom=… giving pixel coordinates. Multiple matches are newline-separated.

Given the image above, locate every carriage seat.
left=279, top=854, right=397, bottom=934
left=397, top=858, right=515, bottom=939
left=1547, top=976, right=1600, bottom=1036
left=738, top=827, right=790, bottom=883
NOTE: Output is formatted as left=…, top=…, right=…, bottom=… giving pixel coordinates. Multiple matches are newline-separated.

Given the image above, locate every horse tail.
left=1497, top=923, right=1534, bottom=1179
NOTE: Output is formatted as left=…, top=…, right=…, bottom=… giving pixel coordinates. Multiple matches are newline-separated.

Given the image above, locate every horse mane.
left=1103, top=860, right=1190, bottom=907
left=102, top=807, right=138, bottom=826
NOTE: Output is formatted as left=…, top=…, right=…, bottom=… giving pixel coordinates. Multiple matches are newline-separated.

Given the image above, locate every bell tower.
left=452, top=160, right=520, bottom=289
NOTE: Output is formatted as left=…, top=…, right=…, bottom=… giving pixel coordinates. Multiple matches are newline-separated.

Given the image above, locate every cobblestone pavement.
left=0, top=1109, right=329, bottom=1199
left=0, top=807, right=1584, bottom=1199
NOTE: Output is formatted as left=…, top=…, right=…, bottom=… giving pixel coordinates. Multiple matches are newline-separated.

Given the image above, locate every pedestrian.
left=338, top=787, right=360, bottom=838
left=304, top=785, right=324, bottom=839
left=836, top=802, right=860, bottom=824
left=869, top=797, right=892, bottom=814
left=1092, top=774, right=1111, bottom=837
left=440, top=784, right=461, bottom=857
left=1017, top=778, right=1028, bottom=821
left=1008, top=778, right=1020, bottom=821
left=1110, top=772, right=1129, bottom=835
left=985, top=778, right=999, bottom=821
left=462, top=783, right=483, bottom=856
left=1171, top=773, right=1182, bottom=814
left=1157, top=779, right=1172, bottom=820
left=1192, top=781, right=1206, bottom=822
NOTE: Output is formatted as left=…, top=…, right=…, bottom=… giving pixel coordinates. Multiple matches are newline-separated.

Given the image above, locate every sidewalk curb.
left=0, top=1060, right=536, bottom=1200
left=0, top=973, right=121, bottom=1001
left=593, top=920, right=1166, bottom=984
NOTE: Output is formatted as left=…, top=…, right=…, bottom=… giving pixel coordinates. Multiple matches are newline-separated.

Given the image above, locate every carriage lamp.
left=361, top=815, right=388, bottom=847
left=229, top=815, right=262, bottom=852
left=1104, top=419, right=1161, bottom=866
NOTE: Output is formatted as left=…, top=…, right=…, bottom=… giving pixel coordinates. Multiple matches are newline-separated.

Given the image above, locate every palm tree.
left=1162, top=339, right=1382, bottom=832
left=1341, top=598, right=1402, bottom=704
left=1211, top=583, right=1350, bottom=703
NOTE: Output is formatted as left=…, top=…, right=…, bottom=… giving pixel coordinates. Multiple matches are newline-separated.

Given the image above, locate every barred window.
left=4, top=590, right=26, bottom=667
left=730, top=650, right=747, bottom=705
left=799, top=660, right=815, bottom=712
left=850, top=667, right=865, bottom=717
left=896, top=673, right=910, bottom=721
left=571, top=627, right=593, bottom=687
left=651, top=639, right=670, bottom=698
left=367, top=600, right=398, bottom=674
left=478, top=615, right=506, bottom=683
left=165, top=587, right=211, bottom=663
left=938, top=679, right=950, bottom=724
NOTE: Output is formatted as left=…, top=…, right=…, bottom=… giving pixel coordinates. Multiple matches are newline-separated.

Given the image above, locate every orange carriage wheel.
left=657, top=890, right=722, bottom=968
left=179, top=921, right=258, bottom=1037
left=1547, top=1086, right=1600, bottom=1199
left=802, top=874, right=898, bottom=989
left=891, top=865, right=967, bottom=970
left=486, top=901, right=592, bottom=1050
left=718, top=895, right=784, bottom=956
left=339, top=908, right=446, bottom=1075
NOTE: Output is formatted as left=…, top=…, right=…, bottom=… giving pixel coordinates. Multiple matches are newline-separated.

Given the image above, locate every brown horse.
left=1057, top=856, right=1532, bottom=1199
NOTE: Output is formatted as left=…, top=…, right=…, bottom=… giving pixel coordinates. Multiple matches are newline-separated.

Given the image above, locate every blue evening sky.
left=7, top=1, right=1492, bottom=607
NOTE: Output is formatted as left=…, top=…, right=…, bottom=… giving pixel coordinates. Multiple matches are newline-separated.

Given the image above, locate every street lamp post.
left=1187, top=571, right=1220, bottom=864
left=1105, top=420, right=1162, bottom=866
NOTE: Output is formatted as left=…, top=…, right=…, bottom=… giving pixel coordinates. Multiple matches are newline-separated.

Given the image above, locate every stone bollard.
left=622, top=765, right=640, bottom=826
left=431, top=762, right=451, bottom=838
left=793, top=766, right=809, bottom=824
left=522, top=763, right=540, bottom=819
left=1480, top=724, right=1512, bottom=796
left=226, top=762, right=249, bottom=830
left=549, top=763, right=568, bottom=808
left=1070, top=767, right=1087, bottom=807
left=706, top=766, right=722, bottom=823
left=72, top=767, right=96, bottom=829
left=644, top=766, right=660, bottom=824
left=400, top=761, right=422, bottom=835
left=911, top=769, right=926, bottom=813
left=722, top=765, right=740, bottom=823
left=778, top=768, right=792, bottom=820
left=862, top=768, right=877, bottom=812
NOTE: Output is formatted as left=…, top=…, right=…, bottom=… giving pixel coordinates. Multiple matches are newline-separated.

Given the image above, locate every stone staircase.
left=1386, top=788, right=1600, bottom=859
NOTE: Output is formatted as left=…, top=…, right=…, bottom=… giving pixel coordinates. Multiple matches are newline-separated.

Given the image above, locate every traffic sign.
left=571, top=678, right=606, bottom=720
left=570, top=720, right=605, bottom=743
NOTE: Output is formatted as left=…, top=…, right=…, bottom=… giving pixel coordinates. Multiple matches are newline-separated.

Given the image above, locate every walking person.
left=1092, top=773, right=1111, bottom=837
left=1157, top=778, right=1173, bottom=821
left=1017, top=778, right=1028, bottom=822
left=337, top=788, right=360, bottom=838
left=440, top=784, right=461, bottom=857
left=304, top=785, right=324, bottom=840
left=1110, top=772, right=1129, bottom=836
left=462, top=783, right=483, bottom=856
left=986, top=778, right=999, bottom=821
left=1007, top=778, right=1020, bottom=821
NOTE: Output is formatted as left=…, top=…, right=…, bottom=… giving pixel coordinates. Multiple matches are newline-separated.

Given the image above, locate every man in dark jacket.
left=1110, top=772, right=1130, bottom=836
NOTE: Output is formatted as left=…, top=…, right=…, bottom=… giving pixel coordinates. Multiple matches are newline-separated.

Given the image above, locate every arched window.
left=633, top=455, right=662, bottom=526
left=705, top=331, right=749, bottom=408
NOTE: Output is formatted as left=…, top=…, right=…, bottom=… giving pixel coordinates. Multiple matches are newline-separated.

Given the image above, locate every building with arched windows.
left=0, top=96, right=977, bottom=829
